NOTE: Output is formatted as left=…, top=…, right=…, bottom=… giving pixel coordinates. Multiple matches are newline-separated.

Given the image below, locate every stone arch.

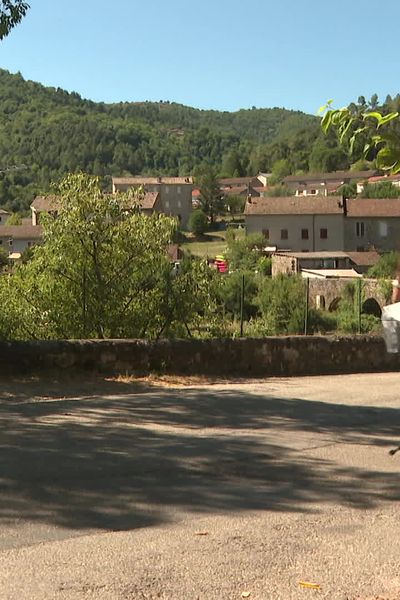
left=362, top=297, right=382, bottom=318
left=329, top=297, right=341, bottom=312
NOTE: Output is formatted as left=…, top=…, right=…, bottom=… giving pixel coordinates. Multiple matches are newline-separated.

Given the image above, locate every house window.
left=165, top=200, right=170, bottom=209
left=280, top=229, right=288, bottom=240
left=0, top=240, right=3, bottom=245
left=310, top=189, right=317, bottom=195
left=291, top=260, right=296, bottom=272
left=177, top=186, right=181, bottom=194
left=301, top=228, right=309, bottom=240
left=379, top=221, right=388, bottom=237
left=356, top=222, right=365, bottom=237
left=320, top=228, right=328, bottom=239
left=177, top=199, right=182, bottom=208
left=165, top=187, right=169, bottom=194
left=262, top=228, right=269, bottom=239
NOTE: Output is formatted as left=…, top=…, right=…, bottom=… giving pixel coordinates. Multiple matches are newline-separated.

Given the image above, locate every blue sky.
left=1, top=0, right=399, bottom=114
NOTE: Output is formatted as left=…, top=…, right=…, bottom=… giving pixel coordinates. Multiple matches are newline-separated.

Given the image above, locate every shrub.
left=189, top=209, right=208, bottom=235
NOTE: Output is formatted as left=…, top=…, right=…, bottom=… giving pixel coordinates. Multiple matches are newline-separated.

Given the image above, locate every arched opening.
left=362, top=298, right=382, bottom=318
left=316, top=294, right=326, bottom=310
left=329, top=297, right=341, bottom=312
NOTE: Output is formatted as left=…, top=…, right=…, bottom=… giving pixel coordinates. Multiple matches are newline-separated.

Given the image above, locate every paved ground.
left=0, top=372, right=400, bottom=599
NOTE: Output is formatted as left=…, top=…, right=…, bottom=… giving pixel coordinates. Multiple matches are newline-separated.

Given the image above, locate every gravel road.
left=0, top=372, right=399, bottom=599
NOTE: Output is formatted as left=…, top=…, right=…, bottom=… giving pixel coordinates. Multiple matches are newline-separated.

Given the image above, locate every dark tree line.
left=0, top=69, right=396, bottom=212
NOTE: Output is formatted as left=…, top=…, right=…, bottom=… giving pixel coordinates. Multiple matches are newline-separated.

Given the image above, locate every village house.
left=271, top=250, right=380, bottom=278
left=112, top=176, right=193, bottom=227
left=0, top=224, right=43, bottom=258
left=244, top=196, right=400, bottom=252
left=283, top=170, right=379, bottom=197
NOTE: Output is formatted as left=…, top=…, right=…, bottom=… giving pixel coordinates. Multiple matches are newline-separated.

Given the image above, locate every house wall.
left=344, top=217, right=400, bottom=251
left=245, top=214, right=344, bottom=251
left=0, top=238, right=35, bottom=255
left=271, top=255, right=351, bottom=276
left=158, top=184, right=192, bottom=228
left=0, top=214, right=10, bottom=226
left=113, top=182, right=192, bottom=227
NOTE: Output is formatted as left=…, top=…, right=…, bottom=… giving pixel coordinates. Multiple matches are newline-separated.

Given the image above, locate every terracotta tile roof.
left=167, top=244, right=183, bottom=261
left=222, top=185, right=249, bottom=196
left=219, top=177, right=259, bottom=186
left=244, top=196, right=343, bottom=215
left=0, top=225, right=43, bottom=239
left=139, top=192, right=159, bottom=210
left=367, top=174, right=400, bottom=183
left=113, top=176, right=193, bottom=185
left=346, top=251, right=380, bottom=266
left=346, top=198, right=400, bottom=217
left=31, top=195, right=60, bottom=212
left=275, top=251, right=349, bottom=259
left=284, top=170, right=378, bottom=183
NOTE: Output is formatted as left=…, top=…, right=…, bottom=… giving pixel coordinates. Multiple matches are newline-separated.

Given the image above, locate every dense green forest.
left=1, top=69, right=399, bottom=212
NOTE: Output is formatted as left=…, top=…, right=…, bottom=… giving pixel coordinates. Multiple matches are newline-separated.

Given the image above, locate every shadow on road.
left=0, top=376, right=399, bottom=532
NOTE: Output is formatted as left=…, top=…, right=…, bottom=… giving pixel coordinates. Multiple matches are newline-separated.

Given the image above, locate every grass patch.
left=182, top=231, right=228, bottom=258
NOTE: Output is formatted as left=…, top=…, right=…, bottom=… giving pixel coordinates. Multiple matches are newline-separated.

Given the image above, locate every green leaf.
left=321, top=110, right=332, bottom=133
left=377, top=112, right=399, bottom=127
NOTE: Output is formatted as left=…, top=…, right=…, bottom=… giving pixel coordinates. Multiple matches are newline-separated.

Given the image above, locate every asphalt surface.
left=0, top=372, right=399, bottom=599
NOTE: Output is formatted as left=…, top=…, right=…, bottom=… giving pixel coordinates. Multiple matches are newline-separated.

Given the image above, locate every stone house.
left=112, top=176, right=193, bottom=227
left=0, top=224, right=43, bottom=257
left=245, top=196, right=344, bottom=252
left=283, top=170, right=379, bottom=197
left=271, top=250, right=380, bottom=277
left=245, top=196, right=400, bottom=253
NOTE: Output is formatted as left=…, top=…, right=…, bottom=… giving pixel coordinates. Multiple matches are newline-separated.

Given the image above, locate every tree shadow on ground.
left=0, top=376, right=399, bottom=533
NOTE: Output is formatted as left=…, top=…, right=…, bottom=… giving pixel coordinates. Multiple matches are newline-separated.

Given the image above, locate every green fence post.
left=240, top=273, right=245, bottom=337
left=304, top=277, right=309, bottom=335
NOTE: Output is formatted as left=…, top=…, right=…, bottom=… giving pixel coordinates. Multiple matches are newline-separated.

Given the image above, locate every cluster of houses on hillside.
left=1, top=169, right=400, bottom=285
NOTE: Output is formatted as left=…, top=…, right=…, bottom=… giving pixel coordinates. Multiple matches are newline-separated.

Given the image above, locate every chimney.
left=337, top=195, right=348, bottom=216
left=342, top=194, right=348, bottom=217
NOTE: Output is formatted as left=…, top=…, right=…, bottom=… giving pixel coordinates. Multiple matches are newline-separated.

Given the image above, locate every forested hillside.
left=0, top=69, right=394, bottom=212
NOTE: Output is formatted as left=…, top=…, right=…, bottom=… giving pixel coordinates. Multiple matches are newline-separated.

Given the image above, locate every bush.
left=218, top=271, right=259, bottom=321
left=189, top=209, right=208, bottom=235
left=257, top=275, right=306, bottom=334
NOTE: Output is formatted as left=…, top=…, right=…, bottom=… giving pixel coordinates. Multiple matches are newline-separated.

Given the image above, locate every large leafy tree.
left=0, top=173, right=224, bottom=340
left=0, top=1, right=29, bottom=40
left=196, top=168, right=224, bottom=223
left=1, top=174, right=177, bottom=339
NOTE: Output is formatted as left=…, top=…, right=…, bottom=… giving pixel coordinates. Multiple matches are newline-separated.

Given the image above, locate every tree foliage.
left=188, top=209, right=208, bottom=235
left=0, top=0, right=29, bottom=40
left=196, top=168, right=224, bottom=222
left=320, top=98, right=400, bottom=173
left=0, top=69, right=343, bottom=212
left=225, top=231, right=270, bottom=274
left=0, top=174, right=223, bottom=340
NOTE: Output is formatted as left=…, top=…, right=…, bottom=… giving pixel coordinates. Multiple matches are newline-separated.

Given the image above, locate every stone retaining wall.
left=1, top=336, right=399, bottom=377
